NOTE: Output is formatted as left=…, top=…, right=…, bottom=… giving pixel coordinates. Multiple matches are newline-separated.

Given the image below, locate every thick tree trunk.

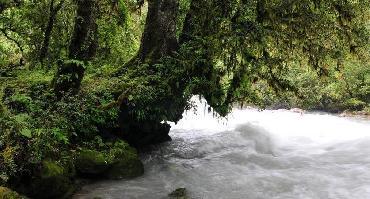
left=68, top=0, right=98, bottom=61
left=118, top=0, right=179, bottom=147
left=39, top=0, right=64, bottom=66
left=53, top=0, right=98, bottom=96
left=137, top=0, right=179, bottom=62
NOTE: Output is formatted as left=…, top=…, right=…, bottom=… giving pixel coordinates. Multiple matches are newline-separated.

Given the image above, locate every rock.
left=76, top=141, right=144, bottom=179
left=76, top=150, right=110, bottom=176
left=106, top=157, right=144, bottom=179
left=105, top=145, right=144, bottom=179
left=168, top=188, right=189, bottom=199
left=121, top=119, right=172, bottom=148
left=105, top=141, right=144, bottom=179
left=119, top=101, right=172, bottom=148
left=0, top=187, right=25, bottom=199
left=290, top=108, right=305, bottom=114
left=30, top=160, right=74, bottom=199
left=339, top=110, right=352, bottom=117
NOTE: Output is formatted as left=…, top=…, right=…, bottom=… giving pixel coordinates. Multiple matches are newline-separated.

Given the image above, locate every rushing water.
left=74, top=99, right=370, bottom=199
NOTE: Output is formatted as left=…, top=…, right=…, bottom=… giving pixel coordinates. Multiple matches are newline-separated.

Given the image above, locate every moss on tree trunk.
left=117, top=0, right=180, bottom=147
left=53, top=0, right=98, bottom=97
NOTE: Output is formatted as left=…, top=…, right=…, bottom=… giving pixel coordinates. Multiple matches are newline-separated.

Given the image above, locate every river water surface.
left=74, top=99, right=370, bottom=199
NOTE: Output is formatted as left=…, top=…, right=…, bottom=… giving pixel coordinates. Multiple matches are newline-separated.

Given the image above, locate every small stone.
left=168, top=188, right=188, bottom=199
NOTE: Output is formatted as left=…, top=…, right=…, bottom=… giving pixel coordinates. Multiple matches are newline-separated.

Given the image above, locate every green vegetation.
left=0, top=186, right=25, bottom=199
left=0, top=0, right=369, bottom=198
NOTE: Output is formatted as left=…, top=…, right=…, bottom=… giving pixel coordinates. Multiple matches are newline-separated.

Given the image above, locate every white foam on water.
left=74, top=97, right=370, bottom=199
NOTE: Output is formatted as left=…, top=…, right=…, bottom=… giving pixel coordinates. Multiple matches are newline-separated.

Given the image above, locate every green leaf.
left=20, top=128, right=32, bottom=138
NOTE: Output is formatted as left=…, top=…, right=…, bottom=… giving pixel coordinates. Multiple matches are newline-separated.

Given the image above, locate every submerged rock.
left=168, top=188, right=189, bottom=199
left=0, top=187, right=25, bottom=199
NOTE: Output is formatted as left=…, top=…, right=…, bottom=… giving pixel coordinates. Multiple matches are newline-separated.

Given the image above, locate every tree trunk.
left=118, top=0, right=180, bottom=147
left=137, top=0, right=179, bottom=62
left=53, top=0, right=98, bottom=97
left=68, top=0, right=98, bottom=61
left=39, top=0, right=64, bottom=66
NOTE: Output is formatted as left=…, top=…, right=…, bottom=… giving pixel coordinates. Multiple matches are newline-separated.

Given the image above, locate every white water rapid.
left=74, top=98, right=370, bottom=199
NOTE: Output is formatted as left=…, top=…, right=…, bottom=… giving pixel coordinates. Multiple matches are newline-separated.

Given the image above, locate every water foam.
left=74, top=97, right=370, bottom=199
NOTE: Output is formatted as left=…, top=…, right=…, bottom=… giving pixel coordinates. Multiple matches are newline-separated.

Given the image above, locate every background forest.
left=0, top=0, right=369, bottom=198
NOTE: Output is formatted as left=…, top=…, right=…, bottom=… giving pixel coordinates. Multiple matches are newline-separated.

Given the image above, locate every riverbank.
left=0, top=139, right=145, bottom=199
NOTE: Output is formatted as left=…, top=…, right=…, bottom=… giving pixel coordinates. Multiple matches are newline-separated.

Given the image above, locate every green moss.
left=0, top=187, right=25, bottom=199
left=76, top=141, right=144, bottom=179
left=104, top=141, right=144, bottom=179
left=105, top=155, right=144, bottom=179
left=76, top=150, right=110, bottom=175
left=31, top=160, right=74, bottom=199
left=41, top=160, right=64, bottom=178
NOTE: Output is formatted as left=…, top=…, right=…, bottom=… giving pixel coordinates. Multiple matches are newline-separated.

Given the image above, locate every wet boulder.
left=76, top=150, right=110, bottom=176
left=119, top=100, right=172, bottom=148
left=168, top=188, right=189, bottom=199
left=75, top=141, right=144, bottom=179
left=105, top=142, right=144, bottom=179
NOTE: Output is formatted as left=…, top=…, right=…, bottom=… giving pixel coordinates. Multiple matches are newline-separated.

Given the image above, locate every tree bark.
left=53, top=0, right=98, bottom=97
left=39, top=0, right=64, bottom=66
left=68, top=0, right=98, bottom=61
left=118, top=0, right=180, bottom=147
left=138, top=0, right=179, bottom=62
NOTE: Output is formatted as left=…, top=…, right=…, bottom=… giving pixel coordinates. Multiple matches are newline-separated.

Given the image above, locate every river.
left=74, top=99, right=370, bottom=199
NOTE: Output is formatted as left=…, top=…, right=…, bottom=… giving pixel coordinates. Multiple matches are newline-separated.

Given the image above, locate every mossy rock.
left=105, top=155, right=144, bottom=179
left=105, top=142, right=144, bottom=179
left=31, top=160, right=74, bottom=199
left=76, top=150, right=110, bottom=175
left=168, top=188, right=189, bottom=199
left=76, top=141, right=144, bottom=179
left=0, top=187, right=25, bottom=199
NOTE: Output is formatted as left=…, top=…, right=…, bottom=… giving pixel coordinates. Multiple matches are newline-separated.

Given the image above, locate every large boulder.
left=75, top=141, right=144, bottom=179
left=0, top=187, right=25, bottom=199
left=105, top=142, right=144, bottom=179
left=75, top=150, right=110, bottom=176
left=119, top=100, right=172, bottom=148
left=30, top=160, right=75, bottom=199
